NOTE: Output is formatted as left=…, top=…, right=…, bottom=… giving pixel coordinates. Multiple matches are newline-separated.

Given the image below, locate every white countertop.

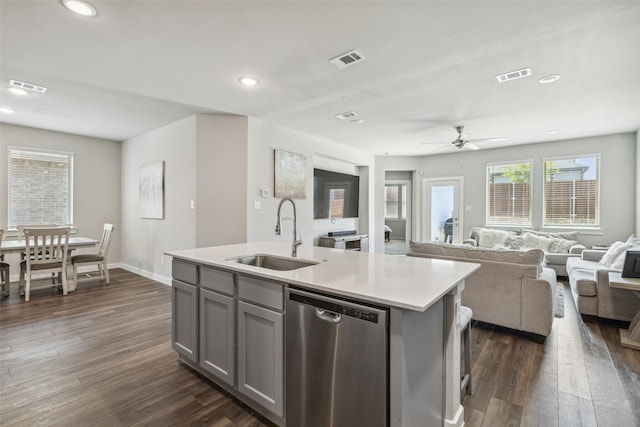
left=165, top=242, right=480, bottom=312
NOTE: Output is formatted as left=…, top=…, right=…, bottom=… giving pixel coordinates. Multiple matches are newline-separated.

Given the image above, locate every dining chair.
left=71, top=223, right=114, bottom=287
left=0, top=229, right=10, bottom=297
left=19, top=227, right=71, bottom=302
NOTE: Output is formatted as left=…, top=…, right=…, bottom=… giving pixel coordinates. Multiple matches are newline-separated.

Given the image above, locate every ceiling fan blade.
left=468, top=137, right=507, bottom=143
left=466, top=142, right=480, bottom=151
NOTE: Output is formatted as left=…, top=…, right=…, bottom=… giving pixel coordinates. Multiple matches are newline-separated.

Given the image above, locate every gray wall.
left=0, top=123, right=121, bottom=273
left=196, top=115, right=248, bottom=247
left=374, top=132, right=636, bottom=251
left=121, top=115, right=198, bottom=281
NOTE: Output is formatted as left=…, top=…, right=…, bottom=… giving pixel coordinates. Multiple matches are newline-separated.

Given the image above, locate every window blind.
left=486, top=161, right=532, bottom=226
left=543, top=155, right=600, bottom=227
left=7, top=147, right=74, bottom=227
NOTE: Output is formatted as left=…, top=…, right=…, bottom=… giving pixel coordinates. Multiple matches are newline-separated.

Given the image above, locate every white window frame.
left=384, top=183, right=407, bottom=220
left=542, top=154, right=600, bottom=229
left=485, top=160, right=533, bottom=227
left=7, top=146, right=75, bottom=229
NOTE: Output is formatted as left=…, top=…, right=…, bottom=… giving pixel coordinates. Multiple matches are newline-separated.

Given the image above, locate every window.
left=543, top=155, right=600, bottom=227
left=384, top=184, right=407, bottom=220
left=7, top=147, right=74, bottom=227
left=486, top=161, right=532, bottom=226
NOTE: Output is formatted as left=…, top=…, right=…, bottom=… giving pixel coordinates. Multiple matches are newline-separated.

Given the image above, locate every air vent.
left=10, top=79, right=47, bottom=93
left=495, top=67, right=531, bottom=83
left=335, top=111, right=358, bottom=120
left=329, top=50, right=366, bottom=69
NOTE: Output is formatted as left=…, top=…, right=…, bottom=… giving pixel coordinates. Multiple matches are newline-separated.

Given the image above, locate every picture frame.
left=274, top=149, right=307, bottom=199
left=622, top=250, right=640, bottom=278
left=139, top=160, right=165, bottom=219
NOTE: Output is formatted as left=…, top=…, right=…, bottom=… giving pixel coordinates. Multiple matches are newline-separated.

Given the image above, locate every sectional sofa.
left=408, top=241, right=556, bottom=339
left=464, top=227, right=586, bottom=276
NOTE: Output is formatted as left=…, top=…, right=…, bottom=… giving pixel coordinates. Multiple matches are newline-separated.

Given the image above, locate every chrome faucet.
left=275, top=197, right=302, bottom=257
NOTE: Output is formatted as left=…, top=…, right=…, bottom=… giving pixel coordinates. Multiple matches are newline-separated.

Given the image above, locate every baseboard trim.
left=119, top=264, right=171, bottom=286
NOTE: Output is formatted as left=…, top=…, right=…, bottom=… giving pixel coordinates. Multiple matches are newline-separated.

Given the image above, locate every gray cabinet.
left=172, top=279, right=198, bottom=363
left=199, top=288, right=235, bottom=386
left=237, top=274, right=284, bottom=417
left=237, top=300, right=284, bottom=417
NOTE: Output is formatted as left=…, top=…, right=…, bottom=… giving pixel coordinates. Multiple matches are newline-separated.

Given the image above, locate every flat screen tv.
left=313, top=168, right=360, bottom=219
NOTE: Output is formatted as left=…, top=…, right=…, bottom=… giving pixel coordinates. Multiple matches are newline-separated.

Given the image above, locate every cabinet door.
left=172, top=280, right=198, bottom=363
left=360, top=235, right=370, bottom=252
left=237, top=301, right=284, bottom=417
left=200, top=289, right=235, bottom=385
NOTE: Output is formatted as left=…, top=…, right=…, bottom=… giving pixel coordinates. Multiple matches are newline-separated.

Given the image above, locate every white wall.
left=246, top=118, right=374, bottom=248
left=636, top=130, right=640, bottom=235
left=374, top=132, right=636, bottom=250
left=121, top=116, right=197, bottom=282
left=0, top=123, right=121, bottom=273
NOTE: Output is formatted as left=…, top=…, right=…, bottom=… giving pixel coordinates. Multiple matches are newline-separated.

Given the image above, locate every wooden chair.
left=460, top=305, right=473, bottom=397
left=19, top=227, right=71, bottom=302
left=71, top=223, right=114, bottom=287
left=0, top=229, right=10, bottom=297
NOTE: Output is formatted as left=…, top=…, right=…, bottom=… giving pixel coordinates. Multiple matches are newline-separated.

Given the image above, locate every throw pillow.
left=599, top=241, right=631, bottom=267
left=548, top=238, right=578, bottom=253
left=504, top=234, right=525, bottom=250
left=522, top=232, right=552, bottom=252
left=521, top=229, right=579, bottom=241
left=610, top=246, right=639, bottom=270
left=478, top=229, right=514, bottom=248
left=626, top=234, right=640, bottom=247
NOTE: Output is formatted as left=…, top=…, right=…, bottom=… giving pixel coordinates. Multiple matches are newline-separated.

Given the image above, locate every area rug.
left=555, top=282, right=565, bottom=318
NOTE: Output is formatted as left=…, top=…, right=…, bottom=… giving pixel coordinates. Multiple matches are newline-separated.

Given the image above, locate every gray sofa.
left=408, top=241, right=557, bottom=338
left=566, top=250, right=638, bottom=321
left=464, top=227, right=586, bottom=276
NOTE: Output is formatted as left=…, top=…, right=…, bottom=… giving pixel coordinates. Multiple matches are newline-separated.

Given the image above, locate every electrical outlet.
left=254, top=201, right=261, bottom=210
left=190, top=200, right=195, bottom=210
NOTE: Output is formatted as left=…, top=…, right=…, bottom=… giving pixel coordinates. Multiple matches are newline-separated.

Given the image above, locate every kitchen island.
left=166, top=242, right=479, bottom=427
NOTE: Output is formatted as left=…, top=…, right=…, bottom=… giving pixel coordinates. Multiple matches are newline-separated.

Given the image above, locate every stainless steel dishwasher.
left=286, top=288, right=388, bottom=426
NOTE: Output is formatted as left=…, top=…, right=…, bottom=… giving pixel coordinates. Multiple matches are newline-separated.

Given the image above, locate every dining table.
left=1, top=236, right=99, bottom=292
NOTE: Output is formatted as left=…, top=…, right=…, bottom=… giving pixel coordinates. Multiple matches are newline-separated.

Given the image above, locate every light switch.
left=261, top=189, right=270, bottom=198
left=465, top=205, right=472, bottom=212
left=253, top=201, right=261, bottom=210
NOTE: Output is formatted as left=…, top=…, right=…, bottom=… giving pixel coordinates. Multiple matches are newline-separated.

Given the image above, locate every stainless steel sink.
left=226, top=254, right=319, bottom=271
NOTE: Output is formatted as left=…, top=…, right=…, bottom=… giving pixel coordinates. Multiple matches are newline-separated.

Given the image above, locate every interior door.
left=423, top=177, right=463, bottom=244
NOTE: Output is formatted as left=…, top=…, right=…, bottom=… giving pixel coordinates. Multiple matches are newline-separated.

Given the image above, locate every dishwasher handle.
left=315, top=309, right=342, bottom=324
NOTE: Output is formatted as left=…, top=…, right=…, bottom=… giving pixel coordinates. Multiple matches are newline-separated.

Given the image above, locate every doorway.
left=423, top=177, right=463, bottom=244
left=384, top=177, right=411, bottom=255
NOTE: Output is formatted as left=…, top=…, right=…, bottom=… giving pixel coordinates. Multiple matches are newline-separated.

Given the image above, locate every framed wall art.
left=274, top=149, right=306, bottom=199
left=139, top=160, right=165, bottom=219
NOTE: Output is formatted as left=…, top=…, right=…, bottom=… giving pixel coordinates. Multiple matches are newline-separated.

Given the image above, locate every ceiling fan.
left=423, top=126, right=506, bottom=151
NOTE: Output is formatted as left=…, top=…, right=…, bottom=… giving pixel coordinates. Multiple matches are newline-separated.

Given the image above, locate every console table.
left=318, top=234, right=369, bottom=252
left=608, top=272, right=640, bottom=350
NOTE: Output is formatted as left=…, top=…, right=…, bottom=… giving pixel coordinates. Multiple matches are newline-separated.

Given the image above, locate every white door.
left=423, top=177, right=463, bottom=244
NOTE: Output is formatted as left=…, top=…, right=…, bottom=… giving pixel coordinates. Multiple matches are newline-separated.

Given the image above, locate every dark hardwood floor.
left=1, top=270, right=639, bottom=426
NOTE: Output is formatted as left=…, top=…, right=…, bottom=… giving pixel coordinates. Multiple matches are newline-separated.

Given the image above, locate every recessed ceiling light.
left=7, top=87, right=29, bottom=96
left=0, top=107, right=15, bottom=114
left=539, top=74, right=560, bottom=84
left=61, top=0, right=97, bottom=17
left=351, top=119, right=364, bottom=125
left=238, top=77, right=259, bottom=87
left=546, top=130, right=559, bottom=135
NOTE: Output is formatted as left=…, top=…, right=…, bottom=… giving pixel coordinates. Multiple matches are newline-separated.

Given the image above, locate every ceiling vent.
left=335, top=111, right=358, bottom=120
left=329, top=50, right=366, bottom=69
left=10, top=79, right=47, bottom=93
left=495, top=67, right=531, bottom=83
